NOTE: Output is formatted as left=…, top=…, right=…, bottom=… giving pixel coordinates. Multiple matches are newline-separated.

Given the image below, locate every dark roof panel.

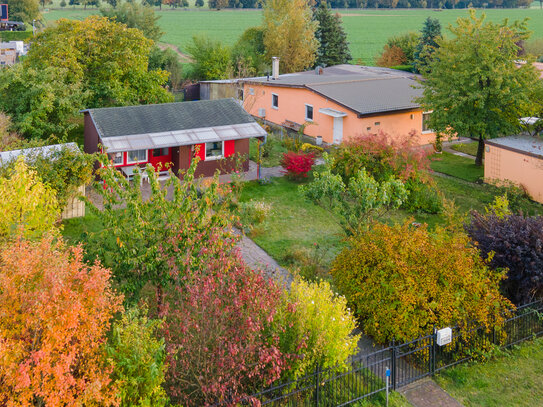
left=86, top=99, right=256, bottom=138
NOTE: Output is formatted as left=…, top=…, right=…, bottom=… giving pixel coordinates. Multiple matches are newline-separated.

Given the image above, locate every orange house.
left=242, top=64, right=435, bottom=146
left=485, top=135, right=543, bottom=204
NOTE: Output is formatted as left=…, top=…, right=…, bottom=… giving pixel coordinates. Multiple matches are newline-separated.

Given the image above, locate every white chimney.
left=272, top=57, right=280, bottom=80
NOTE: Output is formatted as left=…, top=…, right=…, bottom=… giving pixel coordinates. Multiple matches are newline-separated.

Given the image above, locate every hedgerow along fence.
left=245, top=300, right=543, bottom=406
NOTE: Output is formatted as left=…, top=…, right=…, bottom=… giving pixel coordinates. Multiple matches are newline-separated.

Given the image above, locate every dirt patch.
left=158, top=43, right=193, bottom=63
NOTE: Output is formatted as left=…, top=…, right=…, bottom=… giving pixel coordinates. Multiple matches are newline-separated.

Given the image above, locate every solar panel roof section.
left=87, top=99, right=257, bottom=139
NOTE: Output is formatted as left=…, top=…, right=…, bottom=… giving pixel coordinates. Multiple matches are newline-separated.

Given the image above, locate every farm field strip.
left=42, top=7, right=543, bottom=64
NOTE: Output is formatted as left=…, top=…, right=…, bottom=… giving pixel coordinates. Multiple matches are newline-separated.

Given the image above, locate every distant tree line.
left=207, top=0, right=532, bottom=9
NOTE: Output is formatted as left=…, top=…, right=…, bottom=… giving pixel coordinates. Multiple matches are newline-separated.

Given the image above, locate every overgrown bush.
left=331, top=221, right=511, bottom=343
left=331, top=132, right=441, bottom=214
left=281, top=151, right=315, bottom=179
left=0, top=237, right=123, bottom=405
left=163, top=247, right=289, bottom=406
left=466, top=206, right=543, bottom=305
left=106, top=307, right=168, bottom=407
left=276, top=278, right=360, bottom=381
left=238, top=199, right=272, bottom=234
left=301, top=154, right=407, bottom=233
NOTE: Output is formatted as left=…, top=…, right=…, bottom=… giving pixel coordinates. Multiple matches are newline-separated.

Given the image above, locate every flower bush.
left=281, top=151, right=315, bottom=179
left=331, top=221, right=511, bottom=343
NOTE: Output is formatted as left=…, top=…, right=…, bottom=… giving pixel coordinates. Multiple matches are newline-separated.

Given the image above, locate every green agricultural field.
left=42, top=7, right=543, bottom=64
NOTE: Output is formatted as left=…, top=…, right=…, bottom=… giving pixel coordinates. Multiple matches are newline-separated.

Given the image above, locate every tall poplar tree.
left=419, top=12, right=541, bottom=166
left=313, top=2, right=352, bottom=68
left=262, top=0, right=318, bottom=74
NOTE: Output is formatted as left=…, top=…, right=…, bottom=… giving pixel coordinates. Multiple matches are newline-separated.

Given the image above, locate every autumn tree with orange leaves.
left=0, top=237, right=123, bottom=406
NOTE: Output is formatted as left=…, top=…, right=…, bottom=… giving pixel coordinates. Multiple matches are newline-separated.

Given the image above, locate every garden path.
left=442, top=137, right=477, bottom=159
left=399, top=378, right=464, bottom=407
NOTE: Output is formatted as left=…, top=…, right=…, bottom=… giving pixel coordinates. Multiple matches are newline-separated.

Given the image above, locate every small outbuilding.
left=485, top=135, right=543, bottom=204
left=82, top=99, right=267, bottom=178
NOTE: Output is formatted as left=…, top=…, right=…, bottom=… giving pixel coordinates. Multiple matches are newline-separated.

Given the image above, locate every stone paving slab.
left=399, top=378, right=464, bottom=407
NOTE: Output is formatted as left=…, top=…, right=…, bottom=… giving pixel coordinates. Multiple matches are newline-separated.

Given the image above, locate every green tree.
left=414, top=17, right=441, bottom=73
left=232, top=26, right=267, bottom=76
left=148, top=46, right=183, bottom=90
left=101, top=2, right=163, bottom=42
left=262, top=0, right=318, bottom=73
left=5, top=0, right=39, bottom=23
left=313, top=2, right=351, bottom=67
left=186, top=35, right=232, bottom=80
left=24, top=16, right=172, bottom=109
left=378, top=31, right=419, bottom=66
left=0, top=65, right=86, bottom=140
left=85, top=155, right=235, bottom=311
left=418, top=12, right=540, bottom=166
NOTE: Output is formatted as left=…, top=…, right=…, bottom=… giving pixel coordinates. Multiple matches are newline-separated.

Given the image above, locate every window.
left=249, top=87, right=255, bottom=95
left=305, top=104, right=314, bottom=121
left=422, top=112, right=433, bottom=133
left=127, top=149, right=148, bottom=164
left=272, top=93, right=278, bottom=109
left=153, top=148, right=169, bottom=157
left=108, top=152, right=123, bottom=165
left=374, top=122, right=380, bottom=126
left=205, top=141, right=223, bottom=159
left=237, top=88, right=244, bottom=101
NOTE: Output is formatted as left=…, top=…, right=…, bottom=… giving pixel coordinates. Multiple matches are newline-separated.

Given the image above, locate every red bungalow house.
left=82, top=99, right=267, bottom=177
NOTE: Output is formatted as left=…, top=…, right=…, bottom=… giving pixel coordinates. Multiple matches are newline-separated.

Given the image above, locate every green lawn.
left=436, top=338, right=543, bottom=407
left=429, top=152, right=484, bottom=182
left=450, top=141, right=479, bottom=157
left=249, top=134, right=289, bottom=167
left=41, top=7, right=543, bottom=64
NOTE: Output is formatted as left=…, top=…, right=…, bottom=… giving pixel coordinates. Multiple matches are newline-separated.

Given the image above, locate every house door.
left=333, top=117, right=343, bottom=144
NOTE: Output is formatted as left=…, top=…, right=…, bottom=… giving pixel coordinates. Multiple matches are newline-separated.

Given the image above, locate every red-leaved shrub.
left=281, top=151, right=316, bottom=179
left=163, top=240, right=289, bottom=406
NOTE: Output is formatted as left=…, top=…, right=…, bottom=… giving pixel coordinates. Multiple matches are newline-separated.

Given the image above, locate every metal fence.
left=246, top=300, right=543, bottom=406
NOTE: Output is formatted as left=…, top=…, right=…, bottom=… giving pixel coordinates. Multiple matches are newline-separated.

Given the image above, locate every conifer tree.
left=313, top=2, right=352, bottom=67
left=414, top=17, right=442, bottom=74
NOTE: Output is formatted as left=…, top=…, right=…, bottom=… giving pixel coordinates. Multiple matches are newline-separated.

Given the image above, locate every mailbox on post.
left=436, top=327, right=452, bottom=346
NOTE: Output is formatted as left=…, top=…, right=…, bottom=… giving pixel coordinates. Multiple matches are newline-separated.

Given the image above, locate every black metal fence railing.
left=242, top=300, right=543, bottom=406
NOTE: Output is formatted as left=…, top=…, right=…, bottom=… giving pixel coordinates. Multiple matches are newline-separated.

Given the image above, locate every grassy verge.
left=450, top=141, right=479, bottom=157
left=436, top=337, right=543, bottom=407
left=429, top=152, right=483, bottom=182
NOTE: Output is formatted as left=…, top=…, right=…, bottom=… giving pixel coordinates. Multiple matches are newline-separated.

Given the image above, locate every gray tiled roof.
left=84, top=99, right=256, bottom=138
left=243, top=65, right=422, bottom=116
left=486, top=135, right=543, bottom=158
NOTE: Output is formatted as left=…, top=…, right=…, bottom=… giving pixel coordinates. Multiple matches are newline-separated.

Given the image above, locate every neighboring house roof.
left=0, top=142, right=79, bottom=167
left=486, top=135, right=543, bottom=159
left=242, top=65, right=422, bottom=117
left=82, top=99, right=266, bottom=153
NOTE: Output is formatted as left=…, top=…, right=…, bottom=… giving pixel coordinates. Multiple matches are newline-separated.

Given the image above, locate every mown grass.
left=41, top=8, right=543, bottom=64
left=450, top=141, right=479, bottom=157
left=429, top=152, right=484, bottom=182
left=249, top=134, right=289, bottom=167
left=436, top=337, right=543, bottom=407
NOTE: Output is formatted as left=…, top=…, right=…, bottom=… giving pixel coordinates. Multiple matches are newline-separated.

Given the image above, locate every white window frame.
left=108, top=152, right=124, bottom=166
left=422, top=111, right=433, bottom=134
left=305, top=104, right=314, bottom=122
left=126, top=149, right=148, bottom=164
left=248, top=87, right=255, bottom=95
left=271, top=93, right=279, bottom=110
left=205, top=141, right=224, bottom=160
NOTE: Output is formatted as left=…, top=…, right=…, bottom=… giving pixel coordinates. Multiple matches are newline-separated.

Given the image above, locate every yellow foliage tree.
left=262, top=0, right=318, bottom=73
left=0, top=157, right=60, bottom=242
